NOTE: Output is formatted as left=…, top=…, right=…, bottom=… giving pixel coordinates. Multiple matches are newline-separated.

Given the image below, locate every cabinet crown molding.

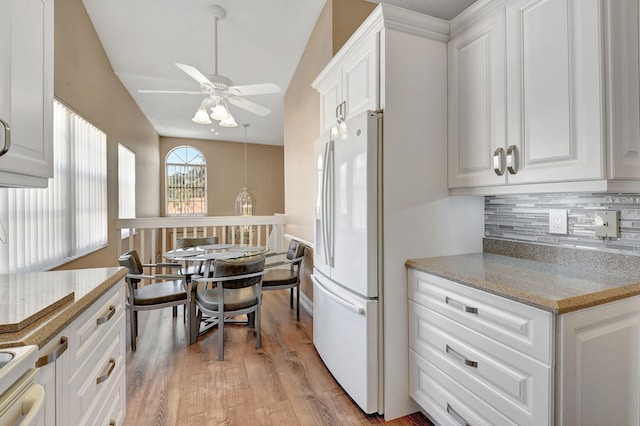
left=312, top=3, right=449, bottom=90
left=450, top=0, right=506, bottom=37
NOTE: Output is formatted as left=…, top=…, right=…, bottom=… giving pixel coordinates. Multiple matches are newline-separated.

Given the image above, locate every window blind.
left=0, top=100, right=107, bottom=274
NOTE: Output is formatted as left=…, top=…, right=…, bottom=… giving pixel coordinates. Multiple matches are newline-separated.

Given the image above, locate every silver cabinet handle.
left=335, top=104, right=341, bottom=122
left=447, top=403, right=472, bottom=426
left=96, top=357, right=116, bottom=385
left=506, top=144, right=519, bottom=174
left=96, top=305, right=116, bottom=325
left=493, top=147, right=505, bottom=176
left=0, top=118, right=10, bottom=157
left=446, top=344, right=478, bottom=368
left=445, top=296, right=478, bottom=314
left=36, top=336, right=68, bottom=367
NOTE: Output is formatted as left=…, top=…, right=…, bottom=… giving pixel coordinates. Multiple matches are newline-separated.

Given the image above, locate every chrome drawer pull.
left=0, top=118, right=10, bottom=157
left=97, top=358, right=116, bottom=385
left=97, top=305, right=116, bottom=325
left=445, top=296, right=478, bottom=314
left=506, top=144, right=519, bottom=174
left=493, top=147, right=505, bottom=176
left=447, top=403, right=472, bottom=426
left=446, top=344, right=478, bottom=368
left=36, top=336, right=68, bottom=367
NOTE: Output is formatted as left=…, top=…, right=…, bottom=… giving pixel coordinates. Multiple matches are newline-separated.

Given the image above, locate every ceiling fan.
left=138, top=5, right=280, bottom=127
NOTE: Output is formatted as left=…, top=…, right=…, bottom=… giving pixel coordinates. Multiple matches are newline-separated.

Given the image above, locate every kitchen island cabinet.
left=0, top=0, right=54, bottom=188
left=407, top=250, right=640, bottom=426
left=0, top=267, right=127, bottom=425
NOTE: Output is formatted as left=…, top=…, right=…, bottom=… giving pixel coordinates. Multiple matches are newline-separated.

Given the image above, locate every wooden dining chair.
left=118, top=249, right=188, bottom=351
left=192, top=255, right=266, bottom=360
left=262, top=239, right=306, bottom=320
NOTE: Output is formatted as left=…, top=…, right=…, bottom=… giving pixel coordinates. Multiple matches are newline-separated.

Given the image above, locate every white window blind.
left=0, top=100, right=107, bottom=274
left=118, top=144, right=135, bottom=238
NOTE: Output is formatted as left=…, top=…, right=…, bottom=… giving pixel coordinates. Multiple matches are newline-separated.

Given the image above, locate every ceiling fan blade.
left=226, top=83, right=281, bottom=96
left=175, top=63, right=213, bottom=87
left=227, top=97, right=271, bottom=116
left=138, top=89, right=205, bottom=94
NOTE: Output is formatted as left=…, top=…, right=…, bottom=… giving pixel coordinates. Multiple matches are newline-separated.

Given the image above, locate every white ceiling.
left=82, top=0, right=477, bottom=146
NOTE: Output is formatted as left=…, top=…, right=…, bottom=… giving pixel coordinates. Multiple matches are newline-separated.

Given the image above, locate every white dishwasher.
left=0, top=345, right=45, bottom=426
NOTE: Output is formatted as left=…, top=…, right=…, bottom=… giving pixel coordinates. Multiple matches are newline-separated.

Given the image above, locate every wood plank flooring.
left=124, top=290, right=433, bottom=426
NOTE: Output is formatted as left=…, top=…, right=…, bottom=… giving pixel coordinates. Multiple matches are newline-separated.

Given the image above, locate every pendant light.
left=235, top=124, right=255, bottom=216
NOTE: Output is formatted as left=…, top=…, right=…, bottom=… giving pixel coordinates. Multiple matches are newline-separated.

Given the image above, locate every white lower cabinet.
left=409, top=269, right=640, bottom=426
left=37, top=281, right=126, bottom=425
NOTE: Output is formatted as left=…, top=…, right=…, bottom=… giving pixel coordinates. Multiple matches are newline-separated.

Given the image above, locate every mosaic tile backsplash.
left=485, top=193, right=640, bottom=255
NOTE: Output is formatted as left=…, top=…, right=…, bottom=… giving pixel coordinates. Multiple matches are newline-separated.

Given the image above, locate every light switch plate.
left=595, top=211, right=619, bottom=238
left=549, top=209, right=568, bottom=234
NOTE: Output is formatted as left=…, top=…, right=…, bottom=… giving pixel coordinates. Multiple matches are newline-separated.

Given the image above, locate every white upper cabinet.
left=315, top=30, right=379, bottom=134
left=0, top=0, right=54, bottom=188
left=449, top=0, right=640, bottom=194
left=448, top=7, right=507, bottom=188
left=604, top=0, right=640, bottom=180
left=505, top=0, right=603, bottom=185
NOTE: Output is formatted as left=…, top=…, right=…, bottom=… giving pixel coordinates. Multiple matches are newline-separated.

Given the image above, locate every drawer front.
left=410, top=349, right=516, bottom=426
left=80, top=366, right=126, bottom=426
left=410, top=301, right=552, bottom=426
left=69, top=308, right=125, bottom=423
left=70, top=282, right=125, bottom=364
left=408, top=269, right=552, bottom=364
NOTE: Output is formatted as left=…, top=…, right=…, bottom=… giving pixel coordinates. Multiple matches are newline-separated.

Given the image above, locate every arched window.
left=166, top=146, right=207, bottom=216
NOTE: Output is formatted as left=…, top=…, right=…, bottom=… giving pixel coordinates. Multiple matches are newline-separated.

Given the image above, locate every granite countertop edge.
left=0, top=267, right=127, bottom=349
left=406, top=240, right=640, bottom=314
left=405, top=258, right=640, bottom=314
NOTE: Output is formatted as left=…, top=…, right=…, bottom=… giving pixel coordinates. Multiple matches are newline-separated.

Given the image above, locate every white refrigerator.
left=312, top=109, right=382, bottom=414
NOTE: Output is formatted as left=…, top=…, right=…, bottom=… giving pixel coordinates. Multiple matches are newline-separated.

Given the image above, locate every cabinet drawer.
left=408, top=269, right=552, bottom=363
left=69, top=309, right=125, bottom=423
left=80, top=366, right=126, bottom=426
left=69, top=283, right=125, bottom=364
left=410, top=301, right=552, bottom=425
left=410, top=349, right=516, bottom=426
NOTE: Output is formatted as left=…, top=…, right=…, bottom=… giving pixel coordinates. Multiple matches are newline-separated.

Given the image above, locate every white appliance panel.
left=312, top=272, right=379, bottom=414
left=330, top=111, right=379, bottom=298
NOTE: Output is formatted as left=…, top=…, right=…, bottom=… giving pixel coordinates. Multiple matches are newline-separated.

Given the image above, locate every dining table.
left=162, top=243, right=269, bottom=345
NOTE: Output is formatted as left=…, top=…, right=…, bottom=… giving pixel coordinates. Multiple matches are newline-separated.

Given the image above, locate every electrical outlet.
left=595, top=211, right=619, bottom=238
left=549, top=209, right=568, bottom=234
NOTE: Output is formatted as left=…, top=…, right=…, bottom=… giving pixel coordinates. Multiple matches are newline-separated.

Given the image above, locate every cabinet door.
left=319, top=72, right=342, bottom=134
left=37, top=333, right=70, bottom=426
left=0, top=0, right=53, bottom=187
left=506, top=0, right=603, bottom=184
left=557, top=296, right=640, bottom=426
left=448, top=8, right=507, bottom=188
left=603, top=0, right=640, bottom=179
left=342, top=34, right=378, bottom=121
left=0, top=1, right=9, bottom=156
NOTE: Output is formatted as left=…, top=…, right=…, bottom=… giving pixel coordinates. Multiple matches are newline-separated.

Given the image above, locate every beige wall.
left=160, top=137, right=284, bottom=216
left=53, top=0, right=160, bottom=269
left=283, top=0, right=375, bottom=300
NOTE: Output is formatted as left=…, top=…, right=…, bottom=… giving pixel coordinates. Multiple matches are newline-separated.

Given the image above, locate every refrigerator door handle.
left=312, top=275, right=365, bottom=315
left=326, top=140, right=335, bottom=266
left=321, top=141, right=331, bottom=266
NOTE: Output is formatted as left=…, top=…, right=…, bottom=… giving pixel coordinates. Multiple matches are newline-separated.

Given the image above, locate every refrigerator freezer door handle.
left=321, top=141, right=331, bottom=266
left=312, top=275, right=365, bottom=315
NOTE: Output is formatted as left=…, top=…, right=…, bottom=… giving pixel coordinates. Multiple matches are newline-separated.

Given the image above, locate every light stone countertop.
left=0, top=267, right=127, bottom=348
left=406, top=251, right=640, bottom=314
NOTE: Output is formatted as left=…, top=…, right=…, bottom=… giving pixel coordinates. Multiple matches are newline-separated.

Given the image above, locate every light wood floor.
left=124, top=290, right=433, bottom=426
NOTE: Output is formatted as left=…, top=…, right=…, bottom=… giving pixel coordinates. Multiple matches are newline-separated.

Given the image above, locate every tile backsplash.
left=485, top=193, right=640, bottom=255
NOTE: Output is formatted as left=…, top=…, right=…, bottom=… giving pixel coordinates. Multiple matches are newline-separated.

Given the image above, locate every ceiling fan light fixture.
left=192, top=108, right=212, bottom=124
left=219, top=115, right=238, bottom=127
left=210, top=102, right=231, bottom=121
